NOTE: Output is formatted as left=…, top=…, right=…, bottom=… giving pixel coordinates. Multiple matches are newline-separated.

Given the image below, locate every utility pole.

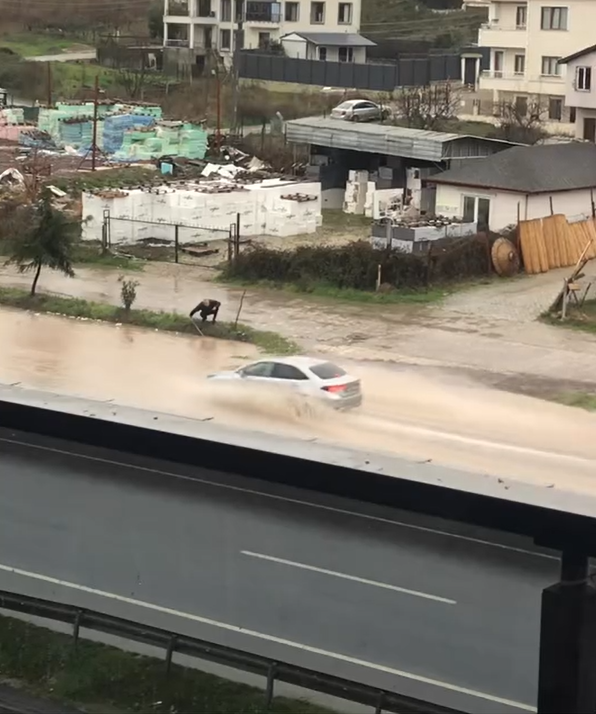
left=215, top=61, right=222, bottom=154
left=91, top=75, right=99, bottom=171
left=231, top=0, right=245, bottom=134
left=46, top=62, right=53, bottom=108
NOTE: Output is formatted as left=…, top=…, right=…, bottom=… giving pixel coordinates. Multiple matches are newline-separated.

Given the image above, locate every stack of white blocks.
left=81, top=179, right=322, bottom=244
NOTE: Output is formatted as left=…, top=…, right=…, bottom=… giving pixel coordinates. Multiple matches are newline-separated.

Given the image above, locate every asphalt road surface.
left=0, top=430, right=559, bottom=714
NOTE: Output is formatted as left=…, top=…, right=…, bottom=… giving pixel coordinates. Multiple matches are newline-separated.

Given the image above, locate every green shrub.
left=224, top=237, right=491, bottom=292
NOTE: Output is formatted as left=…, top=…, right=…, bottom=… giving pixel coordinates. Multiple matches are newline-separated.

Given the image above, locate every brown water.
left=2, top=308, right=596, bottom=494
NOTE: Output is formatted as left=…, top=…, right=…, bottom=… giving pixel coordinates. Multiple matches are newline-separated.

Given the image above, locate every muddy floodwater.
left=2, top=308, right=596, bottom=494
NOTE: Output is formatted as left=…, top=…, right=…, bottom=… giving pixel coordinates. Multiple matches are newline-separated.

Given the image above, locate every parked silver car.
left=330, top=99, right=388, bottom=122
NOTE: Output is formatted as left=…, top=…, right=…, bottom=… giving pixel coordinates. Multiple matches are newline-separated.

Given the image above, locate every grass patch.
left=321, top=210, right=371, bottom=230
left=0, top=287, right=297, bottom=354
left=551, top=392, right=596, bottom=411
left=220, top=277, right=448, bottom=305
left=0, top=240, right=144, bottom=272
left=72, top=243, right=145, bottom=271
left=540, top=299, right=596, bottom=335
left=0, top=614, right=333, bottom=713
left=0, top=32, right=91, bottom=57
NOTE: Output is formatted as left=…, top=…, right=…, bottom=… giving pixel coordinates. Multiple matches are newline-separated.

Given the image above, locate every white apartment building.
left=163, top=0, right=364, bottom=62
left=477, top=0, right=596, bottom=122
left=559, top=44, right=596, bottom=140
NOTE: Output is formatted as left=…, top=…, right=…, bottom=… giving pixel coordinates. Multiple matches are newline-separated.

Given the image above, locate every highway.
left=0, top=428, right=558, bottom=714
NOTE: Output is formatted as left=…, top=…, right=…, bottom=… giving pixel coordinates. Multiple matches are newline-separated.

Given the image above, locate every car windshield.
left=309, top=362, right=347, bottom=379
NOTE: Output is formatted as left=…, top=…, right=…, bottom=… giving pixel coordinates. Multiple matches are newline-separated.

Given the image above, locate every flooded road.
left=2, top=307, right=596, bottom=494
left=4, top=262, right=596, bottom=385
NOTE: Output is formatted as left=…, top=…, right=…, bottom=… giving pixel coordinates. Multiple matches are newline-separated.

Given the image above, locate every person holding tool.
left=190, top=299, right=221, bottom=328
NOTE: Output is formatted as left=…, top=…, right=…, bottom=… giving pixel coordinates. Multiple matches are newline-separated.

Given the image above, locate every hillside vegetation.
left=361, top=0, right=486, bottom=48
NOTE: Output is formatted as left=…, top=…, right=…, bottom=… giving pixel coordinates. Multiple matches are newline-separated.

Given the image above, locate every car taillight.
left=323, top=384, right=347, bottom=393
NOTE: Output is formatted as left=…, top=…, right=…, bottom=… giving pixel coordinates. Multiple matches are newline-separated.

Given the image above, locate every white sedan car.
left=207, top=356, right=362, bottom=410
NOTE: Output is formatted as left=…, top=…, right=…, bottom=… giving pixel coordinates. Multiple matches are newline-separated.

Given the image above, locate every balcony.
left=194, top=0, right=217, bottom=20
left=166, top=0, right=189, bottom=15
left=244, top=1, right=282, bottom=24
left=478, top=22, right=527, bottom=50
left=480, top=70, right=565, bottom=95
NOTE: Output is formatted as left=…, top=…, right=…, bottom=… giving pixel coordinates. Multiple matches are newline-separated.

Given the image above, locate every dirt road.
left=2, top=262, right=595, bottom=386
left=2, top=308, right=596, bottom=493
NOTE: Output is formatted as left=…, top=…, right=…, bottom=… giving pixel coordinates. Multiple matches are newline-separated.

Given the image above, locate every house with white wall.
left=428, top=142, right=596, bottom=232
left=477, top=0, right=596, bottom=123
left=163, top=0, right=363, bottom=63
left=559, top=44, right=596, bottom=141
left=280, top=31, right=373, bottom=62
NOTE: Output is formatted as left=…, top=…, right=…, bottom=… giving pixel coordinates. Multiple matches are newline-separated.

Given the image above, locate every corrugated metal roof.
left=284, top=117, right=512, bottom=162
left=284, top=32, right=377, bottom=47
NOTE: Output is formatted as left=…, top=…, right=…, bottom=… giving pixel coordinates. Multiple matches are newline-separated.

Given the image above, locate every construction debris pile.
left=518, top=214, right=596, bottom=275
left=26, top=102, right=210, bottom=162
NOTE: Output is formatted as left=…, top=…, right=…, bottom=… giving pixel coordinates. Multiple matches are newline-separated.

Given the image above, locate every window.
left=540, top=6, right=568, bottom=30
left=338, top=46, right=354, bottom=62
left=493, top=50, right=503, bottom=77
left=463, top=196, right=475, bottom=223
left=309, top=362, right=347, bottom=379
left=515, top=5, right=527, bottom=27
left=462, top=196, right=490, bottom=227
left=241, top=362, right=274, bottom=377
left=477, top=198, right=490, bottom=229
left=258, top=31, right=271, bottom=48
left=548, top=97, right=563, bottom=120
left=338, top=2, right=352, bottom=23
left=310, top=1, right=325, bottom=23
left=541, top=56, right=561, bottom=75
left=271, top=363, right=308, bottom=380
left=220, top=0, right=231, bottom=19
left=515, top=95, right=528, bottom=116
left=577, top=66, right=592, bottom=91
left=514, top=54, right=525, bottom=75
left=284, top=1, right=298, bottom=21
left=219, top=28, right=231, bottom=48
left=570, top=106, right=576, bottom=123
left=318, top=46, right=327, bottom=60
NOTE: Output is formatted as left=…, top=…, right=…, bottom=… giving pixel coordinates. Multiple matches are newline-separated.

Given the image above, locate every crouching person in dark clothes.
left=190, top=298, right=221, bottom=326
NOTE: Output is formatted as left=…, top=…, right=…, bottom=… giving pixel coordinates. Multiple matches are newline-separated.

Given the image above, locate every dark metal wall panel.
left=238, top=52, right=463, bottom=90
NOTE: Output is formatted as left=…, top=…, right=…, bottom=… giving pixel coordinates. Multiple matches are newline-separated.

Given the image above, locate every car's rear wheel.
left=292, top=395, right=316, bottom=419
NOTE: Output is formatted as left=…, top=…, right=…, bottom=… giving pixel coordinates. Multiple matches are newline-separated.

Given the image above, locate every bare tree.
left=493, top=100, right=547, bottom=145
left=116, top=66, right=148, bottom=100
left=394, top=82, right=461, bottom=131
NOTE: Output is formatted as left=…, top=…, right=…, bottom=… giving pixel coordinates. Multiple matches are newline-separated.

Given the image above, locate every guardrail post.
left=374, top=691, right=385, bottom=714
left=165, top=635, right=177, bottom=675
left=265, top=662, right=277, bottom=708
left=174, top=226, right=180, bottom=264
left=72, top=610, right=83, bottom=649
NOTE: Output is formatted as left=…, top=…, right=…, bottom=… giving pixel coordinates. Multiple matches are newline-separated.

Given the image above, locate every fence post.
left=174, top=225, right=179, bottom=264
left=102, top=209, right=110, bottom=255
left=228, top=224, right=234, bottom=263
left=235, top=212, right=241, bottom=258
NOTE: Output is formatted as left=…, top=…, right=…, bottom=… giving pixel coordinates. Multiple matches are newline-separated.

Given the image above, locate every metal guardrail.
left=0, top=589, right=462, bottom=714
